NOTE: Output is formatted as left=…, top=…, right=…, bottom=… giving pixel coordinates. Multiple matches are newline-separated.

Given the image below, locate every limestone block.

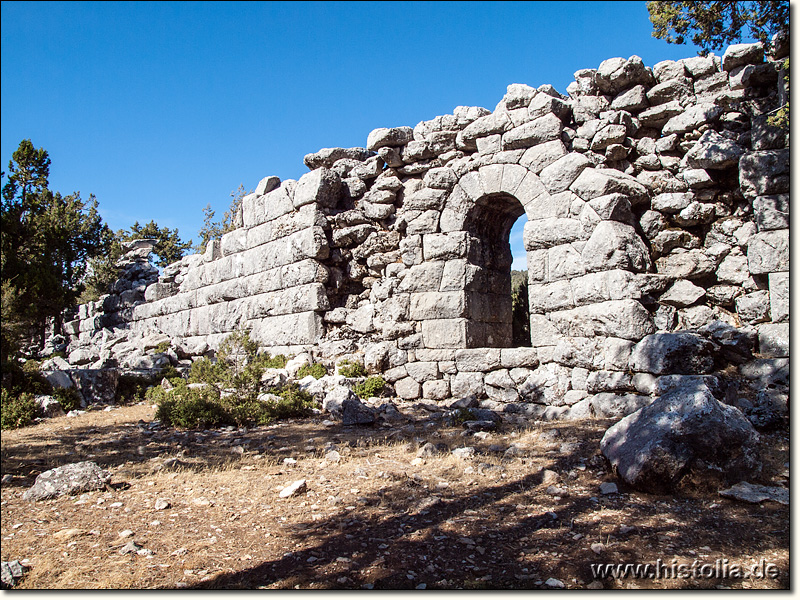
left=549, top=299, right=655, bottom=341
left=478, top=164, right=504, bottom=194
left=250, top=311, right=324, bottom=347
left=753, top=195, right=789, bottom=231
left=681, top=55, right=719, bottom=78
left=220, top=228, right=248, bottom=257
left=405, top=361, right=439, bottom=384
left=501, top=113, right=562, bottom=150
left=293, top=168, right=342, bottom=209
left=735, top=291, right=771, bottom=324
left=684, top=130, right=744, bottom=170
left=529, top=280, right=575, bottom=312
left=661, top=103, right=722, bottom=136
left=399, top=261, right=444, bottom=293
left=659, top=279, right=705, bottom=307
left=422, top=319, right=468, bottom=349
left=638, top=100, right=683, bottom=128
left=405, top=210, right=440, bottom=235
left=739, top=150, right=790, bottom=199
left=552, top=336, right=599, bottom=369
left=646, top=77, right=693, bottom=105
left=539, top=153, right=592, bottom=193
left=581, top=221, right=650, bottom=273
left=747, top=229, right=789, bottom=275
left=654, top=60, right=688, bottom=82
left=569, top=168, right=648, bottom=203
left=586, top=370, right=633, bottom=393
left=395, top=376, right=422, bottom=400
left=523, top=218, right=585, bottom=250
left=366, top=126, right=413, bottom=151
left=595, top=55, right=652, bottom=94
left=651, top=192, right=693, bottom=213
left=629, top=332, right=715, bottom=375
left=423, top=167, right=457, bottom=190
left=422, top=232, right=469, bottom=261
left=461, top=112, right=511, bottom=146
left=500, top=348, right=539, bottom=369
left=346, top=304, right=375, bottom=334
left=519, top=139, right=567, bottom=174
left=587, top=194, right=633, bottom=223
left=455, top=348, right=501, bottom=372
left=590, top=124, right=627, bottom=151
left=450, top=372, right=485, bottom=398
left=409, top=292, right=465, bottom=320
left=570, top=271, right=611, bottom=306
left=656, top=249, right=718, bottom=280
left=677, top=305, right=716, bottom=330
left=547, top=243, right=586, bottom=281
left=422, top=379, right=450, bottom=400
left=768, top=272, right=789, bottom=323
left=757, top=323, right=789, bottom=358
left=722, top=42, right=764, bottom=71
left=610, top=84, right=649, bottom=112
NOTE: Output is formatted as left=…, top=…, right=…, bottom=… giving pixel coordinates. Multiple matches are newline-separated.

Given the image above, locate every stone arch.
left=431, top=162, right=576, bottom=348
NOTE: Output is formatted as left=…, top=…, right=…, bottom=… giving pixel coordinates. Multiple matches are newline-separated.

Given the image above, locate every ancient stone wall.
left=60, top=38, right=789, bottom=416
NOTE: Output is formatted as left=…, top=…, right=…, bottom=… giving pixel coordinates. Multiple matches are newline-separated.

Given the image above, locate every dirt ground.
left=0, top=401, right=789, bottom=590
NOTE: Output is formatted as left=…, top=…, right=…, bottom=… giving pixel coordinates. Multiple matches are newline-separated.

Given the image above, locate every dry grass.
left=1, top=402, right=789, bottom=589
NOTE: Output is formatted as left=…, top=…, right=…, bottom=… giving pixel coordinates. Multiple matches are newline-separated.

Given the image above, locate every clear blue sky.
left=2, top=1, right=710, bottom=266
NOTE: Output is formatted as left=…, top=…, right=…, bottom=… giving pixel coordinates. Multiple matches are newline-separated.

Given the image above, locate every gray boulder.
left=23, top=461, right=112, bottom=501
left=322, top=385, right=375, bottom=426
left=629, top=332, right=716, bottom=375
left=600, top=381, right=761, bottom=492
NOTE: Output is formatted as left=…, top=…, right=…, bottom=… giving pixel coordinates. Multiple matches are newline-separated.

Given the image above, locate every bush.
left=337, top=359, right=366, bottom=378
left=266, top=384, right=318, bottom=419
left=116, top=373, right=155, bottom=405
left=354, top=376, right=385, bottom=399
left=153, top=383, right=231, bottom=429
left=153, top=341, right=171, bottom=354
left=188, top=357, right=223, bottom=385
left=297, top=362, right=327, bottom=380
left=259, top=354, right=288, bottom=369
left=53, top=386, right=82, bottom=412
left=1, top=389, right=41, bottom=430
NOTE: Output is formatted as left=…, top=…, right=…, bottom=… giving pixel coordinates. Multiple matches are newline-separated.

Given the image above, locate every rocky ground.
left=0, top=402, right=789, bottom=590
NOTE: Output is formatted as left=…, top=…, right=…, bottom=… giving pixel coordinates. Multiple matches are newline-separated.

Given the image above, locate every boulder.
left=23, top=461, right=112, bottom=501
left=600, top=381, right=761, bottom=492
left=629, top=332, right=716, bottom=375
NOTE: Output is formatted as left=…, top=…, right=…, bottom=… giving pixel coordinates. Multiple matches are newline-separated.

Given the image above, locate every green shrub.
left=337, top=359, right=366, bottom=378
left=154, top=383, right=230, bottom=429
left=160, top=364, right=183, bottom=383
left=53, top=386, right=82, bottom=412
left=188, top=357, right=223, bottom=385
left=116, top=373, right=155, bottom=405
left=1, top=389, right=41, bottom=430
left=452, top=407, right=477, bottom=425
left=153, top=341, right=171, bottom=354
left=354, top=376, right=385, bottom=399
left=258, top=353, right=288, bottom=369
left=297, top=362, right=327, bottom=380
left=267, top=384, right=318, bottom=419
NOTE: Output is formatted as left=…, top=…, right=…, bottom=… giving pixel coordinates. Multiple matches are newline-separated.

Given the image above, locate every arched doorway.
left=463, top=192, right=530, bottom=347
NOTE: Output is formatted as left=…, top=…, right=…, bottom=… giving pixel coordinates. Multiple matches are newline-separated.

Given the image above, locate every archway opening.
left=464, top=193, right=530, bottom=348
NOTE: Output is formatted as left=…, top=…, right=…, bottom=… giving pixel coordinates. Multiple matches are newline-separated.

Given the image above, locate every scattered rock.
left=599, top=482, right=618, bottom=495
left=279, top=479, right=308, bottom=498
left=719, top=482, right=789, bottom=505
left=23, top=461, right=112, bottom=501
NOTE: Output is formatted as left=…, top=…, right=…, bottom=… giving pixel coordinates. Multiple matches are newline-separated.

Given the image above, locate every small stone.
left=154, top=498, right=171, bottom=510
left=119, top=541, right=142, bottom=555
left=279, top=479, right=308, bottom=498
left=599, top=482, right=618, bottom=495
left=118, top=529, right=134, bottom=538
left=545, top=577, right=565, bottom=588
left=591, top=543, right=604, bottom=555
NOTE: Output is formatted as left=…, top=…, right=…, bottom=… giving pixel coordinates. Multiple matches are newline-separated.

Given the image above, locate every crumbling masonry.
left=56, top=39, right=789, bottom=419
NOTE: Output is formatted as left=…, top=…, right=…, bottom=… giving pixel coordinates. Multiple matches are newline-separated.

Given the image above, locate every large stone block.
left=569, top=168, right=648, bottom=203
left=747, top=229, right=789, bottom=274
left=409, top=292, right=465, bottom=320
left=539, top=153, right=592, bottom=193
left=250, top=311, right=324, bottom=346
left=293, top=168, right=342, bottom=209
left=581, top=221, right=651, bottom=273
left=753, top=195, right=789, bottom=231
left=422, top=319, right=468, bottom=349
left=549, top=299, right=654, bottom=341
left=629, top=332, right=716, bottom=375
left=523, top=218, right=585, bottom=250
left=501, top=113, right=562, bottom=150
left=758, top=323, right=789, bottom=358
left=768, top=272, right=789, bottom=323
left=739, top=150, right=790, bottom=199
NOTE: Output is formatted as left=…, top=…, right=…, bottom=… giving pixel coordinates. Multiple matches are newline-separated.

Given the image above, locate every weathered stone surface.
left=581, top=221, right=650, bottom=273
left=366, top=126, right=414, bottom=151
left=24, top=462, right=112, bottom=501
left=304, top=148, right=372, bottom=170
left=757, top=323, right=789, bottom=358
left=629, top=332, right=716, bottom=375
left=684, top=130, right=744, bottom=169
left=739, top=150, right=790, bottom=198
left=549, top=299, right=654, bottom=341
left=747, top=229, right=789, bottom=274
left=600, top=381, right=761, bottom=492
left=753, top=195, right=789, bottom=231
